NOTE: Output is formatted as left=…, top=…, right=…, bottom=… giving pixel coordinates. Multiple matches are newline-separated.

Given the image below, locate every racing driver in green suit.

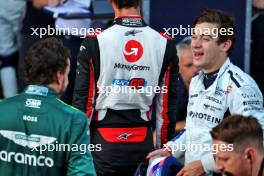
left=0, top=38, right=96, bottom=176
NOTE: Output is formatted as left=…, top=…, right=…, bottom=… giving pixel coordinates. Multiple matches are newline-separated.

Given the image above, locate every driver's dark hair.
left=24, top=37, right=70, bottom=85
left=193, top=9, right=236, bottom=56
left=112, top=0, right=141, bottom=9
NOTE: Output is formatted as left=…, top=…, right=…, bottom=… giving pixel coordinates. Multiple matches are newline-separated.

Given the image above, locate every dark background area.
left=149, top=0, right=248, bottom=70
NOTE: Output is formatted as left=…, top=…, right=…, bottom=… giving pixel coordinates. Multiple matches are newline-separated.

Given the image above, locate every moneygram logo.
left=114, top=63, right=150, bottom=71
left=123, top=40, right=143, bottom=62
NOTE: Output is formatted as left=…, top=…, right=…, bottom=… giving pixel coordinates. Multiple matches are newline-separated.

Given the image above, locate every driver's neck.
left=115, top=7, right=141, bottom=18
left=252, top=155, right=264, bottom=176
left=203, top=56, right=228, bottom=74
left=48, top=83, right=60, bottom=94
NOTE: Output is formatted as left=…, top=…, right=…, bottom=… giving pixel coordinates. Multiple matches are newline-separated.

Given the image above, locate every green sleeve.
left=66, top=112, right=96, bottom=176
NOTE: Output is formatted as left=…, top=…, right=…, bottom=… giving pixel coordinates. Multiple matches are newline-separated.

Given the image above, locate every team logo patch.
left=0, top=130, right=56, bottom=148
left=25, top=99, right=42, bottom=108
left=227, top=85, right=233, bottom=93
left=123, top=40, right=143, bottom=62
left=125, top=29, right=142, bottom=36
left=117, top=133, right=133, bottom=140
left=112, top=78, right=147, bottom=89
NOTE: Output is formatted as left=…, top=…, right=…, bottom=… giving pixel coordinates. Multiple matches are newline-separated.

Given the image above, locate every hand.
left=176, top=160, right=205, bottom=176
left=146, top=148, right=171, bottom=162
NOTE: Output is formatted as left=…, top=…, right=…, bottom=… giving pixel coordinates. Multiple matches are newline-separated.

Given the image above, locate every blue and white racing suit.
left=167, top=58, right=264, bottom=174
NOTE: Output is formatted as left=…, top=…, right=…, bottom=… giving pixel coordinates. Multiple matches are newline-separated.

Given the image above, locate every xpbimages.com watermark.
left=31, top=142, right=102, bottom=155
left=30, top=25, right=102, bottom=38
left=163, top=25, right=234, bottom=39
left=98, top=85, right=168, bottom=97
left=163, top=143, right=234, bottom=154
left=30, top=25, right=234, bottom=39
left=0, top=143, right=102, bottom=168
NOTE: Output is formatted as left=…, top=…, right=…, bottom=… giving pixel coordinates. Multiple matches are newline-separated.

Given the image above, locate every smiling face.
left=213, top=140, right=251, bottom=176
left=191, top=22, right=228, bottom=73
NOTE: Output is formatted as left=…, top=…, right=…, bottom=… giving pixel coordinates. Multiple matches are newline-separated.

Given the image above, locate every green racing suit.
left=0, top=85, right=96, bottom=176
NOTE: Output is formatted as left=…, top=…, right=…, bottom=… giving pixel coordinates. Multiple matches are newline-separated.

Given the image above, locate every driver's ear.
left=244, top=147, right=255, bottom=163
left=220, top=39, right=232, bottom=53
left=55, top=71, right=62, bottom=84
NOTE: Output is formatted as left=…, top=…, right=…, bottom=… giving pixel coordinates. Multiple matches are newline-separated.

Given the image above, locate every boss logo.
left=23, top=115, right=38, bottom=122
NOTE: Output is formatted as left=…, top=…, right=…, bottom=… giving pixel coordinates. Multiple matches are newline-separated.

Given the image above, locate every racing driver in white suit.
left=147, top=9, right=264, bottom=176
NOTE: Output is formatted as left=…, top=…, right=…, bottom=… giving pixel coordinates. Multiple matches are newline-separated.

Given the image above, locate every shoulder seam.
left=159, top=32, right=173, bottom=40
left=56, top=98, right=80, bottom=112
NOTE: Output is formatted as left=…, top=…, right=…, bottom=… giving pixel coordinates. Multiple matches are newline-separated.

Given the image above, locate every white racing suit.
left=167, top=58, right=264, bottom=174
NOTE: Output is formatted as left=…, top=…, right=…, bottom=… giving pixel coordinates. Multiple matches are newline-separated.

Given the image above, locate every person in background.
left=19, top=0, right=92, bottom=105
left=55, top=0, right=93, bottom=105
left=211, top=115, right=264, bottom=176
left=0, top=37, right=96, bottom=176
left=0, top=0, right=25, bottom=98
left=18, top=0, right=63, bottom=91
left=175, top=36, right=199, bottom=134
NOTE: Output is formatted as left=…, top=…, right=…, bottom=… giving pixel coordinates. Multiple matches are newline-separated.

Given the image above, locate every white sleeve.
left=201, top=84, right=264, bottom=173
left=229, top=85, right=264, bottom=138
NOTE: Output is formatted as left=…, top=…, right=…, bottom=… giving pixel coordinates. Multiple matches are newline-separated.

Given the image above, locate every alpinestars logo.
left=123, top=40, right=143, bottom=62
left=117, top=133, right=133, bottom=140
left=125, top=29, right=142, bottom=36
